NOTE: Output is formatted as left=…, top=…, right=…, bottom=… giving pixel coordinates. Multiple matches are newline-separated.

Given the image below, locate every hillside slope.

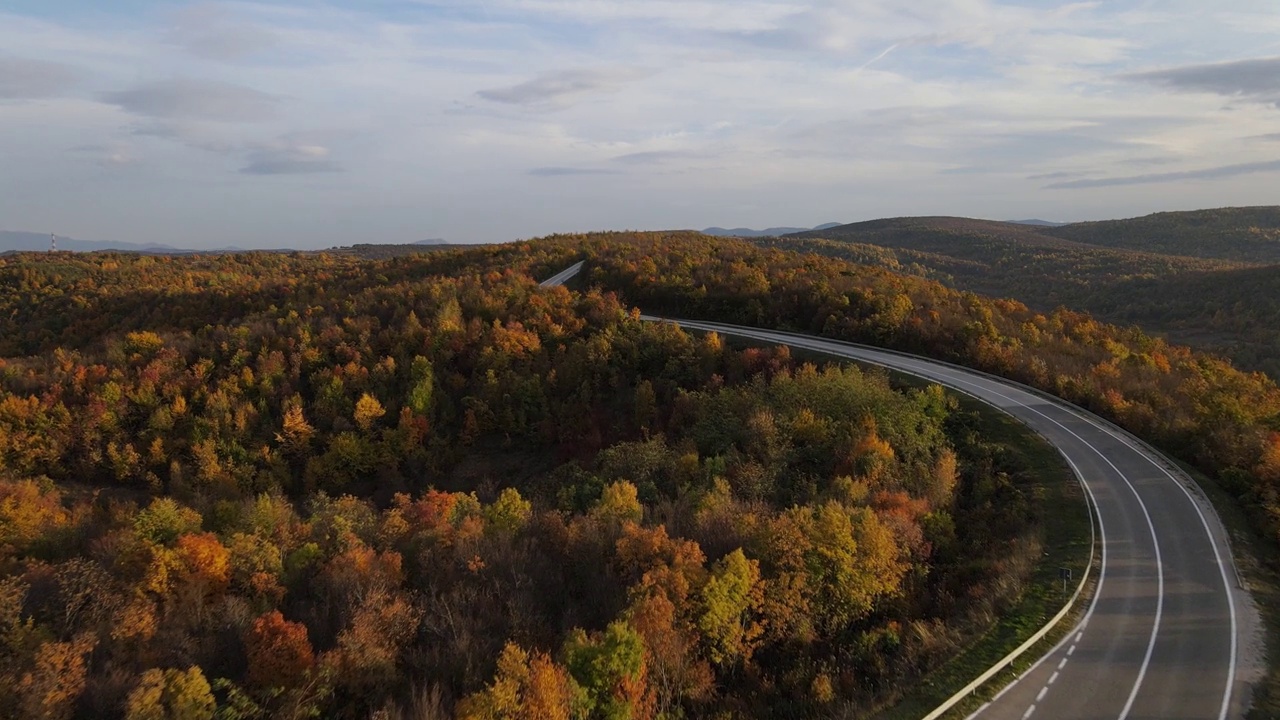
left=1043, top=206, right=1280, bottom=263
left=784, top=212, right=1280, bottom=377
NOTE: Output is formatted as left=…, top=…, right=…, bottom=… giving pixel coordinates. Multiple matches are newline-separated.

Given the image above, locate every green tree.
left=135, top=498, right=203, bottom=546
left=563, top=621, right=653, bottom=720
left=484, top=488, right=532, bottom=535
left=407, top=356, right=435, bottom=416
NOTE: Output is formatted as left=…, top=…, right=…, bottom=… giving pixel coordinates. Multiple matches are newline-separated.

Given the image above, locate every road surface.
left=539, top=261, right=585, bottom=288
left=541, top=263, right=1252, bottom=719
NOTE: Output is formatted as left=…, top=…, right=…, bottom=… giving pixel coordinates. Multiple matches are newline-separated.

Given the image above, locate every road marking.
left=1058, top=658, right=1068, bottom=670
left=1075, top=632, right=1083, bottom=642
left=1037, top=687, right=1048, bottom=702
left=1068, top=645, right=1076, bottom=656
left=1049, top=671, right=1059, bottom=685
left=1023, top=705, right=1036, bottom=719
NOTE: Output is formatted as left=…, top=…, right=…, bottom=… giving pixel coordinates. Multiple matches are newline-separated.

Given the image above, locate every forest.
left=0, top=247, right=1052, bottom=719
left=3, top=229, right=1280, bottom=718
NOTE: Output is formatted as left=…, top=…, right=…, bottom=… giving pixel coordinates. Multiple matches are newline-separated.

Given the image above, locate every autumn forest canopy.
left=1, top=230, right=1279, bottom=719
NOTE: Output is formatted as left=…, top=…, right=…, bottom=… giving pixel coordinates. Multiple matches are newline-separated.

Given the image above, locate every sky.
left=1, top=1, right=1279, bottom=248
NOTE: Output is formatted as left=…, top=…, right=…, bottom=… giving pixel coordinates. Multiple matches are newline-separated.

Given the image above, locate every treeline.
left=782, top=214, right=1280, bottom=381
left=0, top=249, right=1048, bottom=718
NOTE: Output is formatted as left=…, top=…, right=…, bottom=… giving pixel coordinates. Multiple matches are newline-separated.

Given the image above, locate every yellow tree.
left=456, top=643, right=584, bottom=720
left=353, top=393, right=386, bottom=432
left=696, top=549, right=762, bottom=667
left=124, top=666, right=216, bottom=720
left=277, top=402, right=315, bottom=455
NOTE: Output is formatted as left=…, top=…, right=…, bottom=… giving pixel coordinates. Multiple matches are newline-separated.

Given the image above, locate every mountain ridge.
left=702, top=222, right=842, bottom=237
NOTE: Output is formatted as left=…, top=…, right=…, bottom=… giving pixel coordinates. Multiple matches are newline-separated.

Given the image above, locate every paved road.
left=541, top=264, right=1250, bottom=718
left=539, top=261, right=585, bottom=288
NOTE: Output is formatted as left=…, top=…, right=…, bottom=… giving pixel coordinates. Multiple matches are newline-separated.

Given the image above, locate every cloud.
left=1118, top=156, right=1180, bottom=167
left=1045, top=159, right=1280, bottom=189
left=1247, top=133, right=1280, bottom=142
left=611, top=150, right=710, bottom=165
left=166, top=4, right=277, bottom=61
left=240, top=144, right=341, bottom=175
left=70, top=143, right=139, bottom=168
left=478, top=68, right=651, bottom=108
left=1126, top=56, right=1280, bottom=106
left=101, top=79, right=280, bottom=122
left=528, top=167, right=621, bottom=177
left=1027, top=171, right=1085, bottom=181
left=0, top=54, right=81, bottom=98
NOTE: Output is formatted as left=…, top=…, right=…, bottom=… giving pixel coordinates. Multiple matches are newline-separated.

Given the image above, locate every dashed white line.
left=1036, top=687, right=1049, bottom=702
left=1058, top=658, right=1068, bottom=670
left=1023, top=705, right=1037, bottom=719
left=1068, top=645, right=1077, bottom=656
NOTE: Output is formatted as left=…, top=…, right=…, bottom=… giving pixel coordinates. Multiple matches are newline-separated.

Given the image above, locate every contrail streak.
left=856, top=42, right=900, bottom=73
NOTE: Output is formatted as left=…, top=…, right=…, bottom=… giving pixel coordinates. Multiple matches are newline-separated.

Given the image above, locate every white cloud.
left=0, top=54, right=82, bottom=98
left=102, top=78, right=281, bottom=122
left=478, top=67, right=654, bottom=109
left=165, top=3, right=278, bottom=61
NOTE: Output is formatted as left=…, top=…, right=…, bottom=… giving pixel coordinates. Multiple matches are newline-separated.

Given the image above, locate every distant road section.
left=540, top=262, right=1251, bottom=720
left=539, top=261, right=585, bottom=288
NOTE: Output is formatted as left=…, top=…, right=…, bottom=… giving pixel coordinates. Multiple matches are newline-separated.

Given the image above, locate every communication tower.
left=50, top=233, right=57, bottom=252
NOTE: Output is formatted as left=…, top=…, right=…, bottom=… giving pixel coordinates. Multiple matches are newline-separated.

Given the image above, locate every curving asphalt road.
left=540, top=264, right=1252, bottom=718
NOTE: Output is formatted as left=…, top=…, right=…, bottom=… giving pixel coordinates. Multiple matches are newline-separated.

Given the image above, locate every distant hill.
left=0, top=231, right=255, bottom=255
left=781, top=211, right=1280, bottom=378
left=1042, top=206, right=1280, bottom=263
left=415, top=238, right=449, bottom=245
left=0, top=231, right=183, bottom=254
left=1086, top=263, right=1280, bottom=378
left=702, top=223, right=843, bottom=238
left=1007, top=219, right=1066, bottom=227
